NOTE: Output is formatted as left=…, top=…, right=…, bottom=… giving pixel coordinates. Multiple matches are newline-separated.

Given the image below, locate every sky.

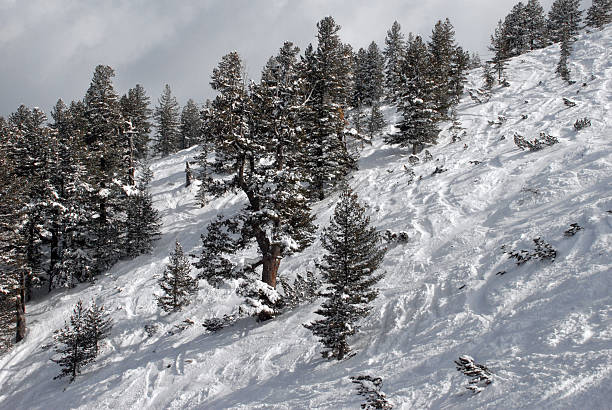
left=0, top=0, right=578, bottom=117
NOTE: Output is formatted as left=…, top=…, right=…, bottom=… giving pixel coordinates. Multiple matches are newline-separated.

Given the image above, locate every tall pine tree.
left=304, top=187, right=386, bottom=360
left=153, top=84, right=181, bottom=157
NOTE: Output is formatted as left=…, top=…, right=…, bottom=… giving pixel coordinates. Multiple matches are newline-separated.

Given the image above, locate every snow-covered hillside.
left=1, top=26, right=611, bottom=409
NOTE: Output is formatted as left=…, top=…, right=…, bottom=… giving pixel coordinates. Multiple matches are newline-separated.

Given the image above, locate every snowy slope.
left=1, top=26, right=611, bottom=410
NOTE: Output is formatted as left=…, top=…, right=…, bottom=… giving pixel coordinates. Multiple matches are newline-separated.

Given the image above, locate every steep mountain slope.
left=1, top=26, right=610, bottom=409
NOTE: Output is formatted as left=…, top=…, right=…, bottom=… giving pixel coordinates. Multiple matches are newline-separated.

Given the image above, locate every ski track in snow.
left=0, top=26, right=611, bottom=410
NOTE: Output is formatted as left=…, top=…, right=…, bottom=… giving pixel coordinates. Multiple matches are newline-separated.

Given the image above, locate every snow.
left=1, top=26, right=612, bottom=409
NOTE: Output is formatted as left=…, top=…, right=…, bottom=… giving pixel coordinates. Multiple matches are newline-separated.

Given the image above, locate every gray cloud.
left=0, top=0, right=573, bottom=117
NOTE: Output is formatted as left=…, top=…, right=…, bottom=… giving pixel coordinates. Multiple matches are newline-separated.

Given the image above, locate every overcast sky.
left=1, top=0, right=580, bottom=117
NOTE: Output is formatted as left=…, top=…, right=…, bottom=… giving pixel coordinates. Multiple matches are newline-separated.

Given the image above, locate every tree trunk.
left=15, top=293, right=26, bottom=343
left=261, top=245, right=281, bottom=288
left=49, top=225, right=59, bottom=292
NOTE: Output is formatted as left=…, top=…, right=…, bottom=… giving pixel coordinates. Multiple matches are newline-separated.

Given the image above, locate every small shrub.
left=167, top=319, right=194, bottom=335
left=350, top=375, right=393, bottom=409
left=573, top=118, right=591, bottom=130
left=502, top=237, right=557, bottom=266
left=564, top=223, right=584, bottom=237
left=514, top=133, right=558, bottom=152
left=563, top=98, right=576, bottom=107
left=455, top=355, right=493, bottom=394
left=202, top=314, right=237, bottom=332
left=408, top=155, right=420, bottom=165
left=384, top=230, right=409, bottom=243
left=432, top=166, right=447, bottom=175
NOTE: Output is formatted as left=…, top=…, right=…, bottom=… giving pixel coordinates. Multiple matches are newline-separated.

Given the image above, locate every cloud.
left=0, top=0, right=563, bottom=116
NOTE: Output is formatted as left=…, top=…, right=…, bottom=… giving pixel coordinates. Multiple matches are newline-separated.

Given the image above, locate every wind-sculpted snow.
left=1, top=26, right=611, bottom=409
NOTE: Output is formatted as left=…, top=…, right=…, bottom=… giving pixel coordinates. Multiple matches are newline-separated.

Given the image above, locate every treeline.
left=0, top=67, right=161, bottom=349
left=488, top=0, right=610, bottom=83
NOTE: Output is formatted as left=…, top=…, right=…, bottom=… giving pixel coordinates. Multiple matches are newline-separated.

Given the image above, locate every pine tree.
left=83, top=300, right=113, bottom=357
left=156, top=241, right=198, bottom=312
left=124, top=164, right=161, bottom=257
left=352, top=47, right=369, bottom=107
left=483, top=63, right=496, bottom=90
left=365, top=42, right=385, bottom=105
left=556, top=30, right=572, bottom=82
left=153, top=84, right=181, bottom=157
left=468, top=52, right=482, bottom=69
left=428, top=18, right=460, bottom=117
left=304, top=187, right=386, bottom=360
left=120, top=84, right=152, bottom=160
left=586, top=0, right=611, bottom=28
left=52, top=300, right=96, bottom=382
left=195, top=100, right=214, bottom=207
left=198, top=44, right=315, bottom=291
left=300, top=17, right=355, bottom=200
left=503, top=2, right=530, bottom=57
left=367, top=103, right=386, bottom=138
left=83, top=65, right=130, bottom=275
left=525, top=0, right=548, bottom=49
left=384, top=21, right=406, bottom=102
left=547, top=0, right=583, bottom=43
left=489, top=20, right=509, bottom=80
left=179, top=99, right=201, bottom=150
left=385, top=35, right=439, bottom=154
left=194, top=216, right=240, bottom=286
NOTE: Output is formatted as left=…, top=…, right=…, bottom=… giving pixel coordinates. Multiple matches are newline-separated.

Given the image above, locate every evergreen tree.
left=469, top=52, right=482, bottom=69
left=124, top=164, right=161, bottom=257
left=304, top=187, right=386, bottom=360
left=179, top=99, right=201, bottom=150
left=195, top=100, right=214, bottom=206
left=489, top=20, right=509, bottom=80
left=194, top=216, right=240, bottom=286
left=120, top=84, right=152, bottom=160
left=429, top=18, right=465, bottom=117
left=547, top=0, right=583, bottom=43
left=83, top=65, right=130, bottom=275
left=300, top=17, right=355, bottom=200
left=385, top=35, right=439, bottom=154
left=503, top=2, right=530, bottom=57
left=153, top=84, right=181, bottom=157
left=83, top=300, right=113, bottom=357
left=383, top=21, right=406, bottom=102
left=52, top=300, right=96, bottom=382
left=156, top=241, right=198, bottom=312
left=365, top=42, right=385, bottom=105
left=197, top=44, right=315, bottom=291
left=449, top=46, right=470, bottom=107
left=586, top=0, right=611, bottom=28
left=367, top=103, right=386, bottom=138
left=352, top=47, right=369, bottom=108
left=483, top=63, right=496, bottom=90
left=556, top=31, right=572, bottom=82
left=525, top=0, right=548, bottom=49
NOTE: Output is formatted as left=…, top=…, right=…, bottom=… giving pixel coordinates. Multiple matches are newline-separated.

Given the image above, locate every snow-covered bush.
left=237, top=279, right=282, bottom=321
left=384, top=230, right=409, bottom=243
left=563, top=97, right=577, bottom=107
left=502, top=237, right=557, bottom=266
left=513, top=132, right=558, bottom=151
left=278, top=271, right=321, bottom=310
left=455, top=355, right=493, bottom=394
left=564, top=223, right=584, bottom=237
left=350, top=375, right=393, bottom=409
left=202, top=314, right=237, bottom=332
left=573, top=118, right=591, bottom=130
